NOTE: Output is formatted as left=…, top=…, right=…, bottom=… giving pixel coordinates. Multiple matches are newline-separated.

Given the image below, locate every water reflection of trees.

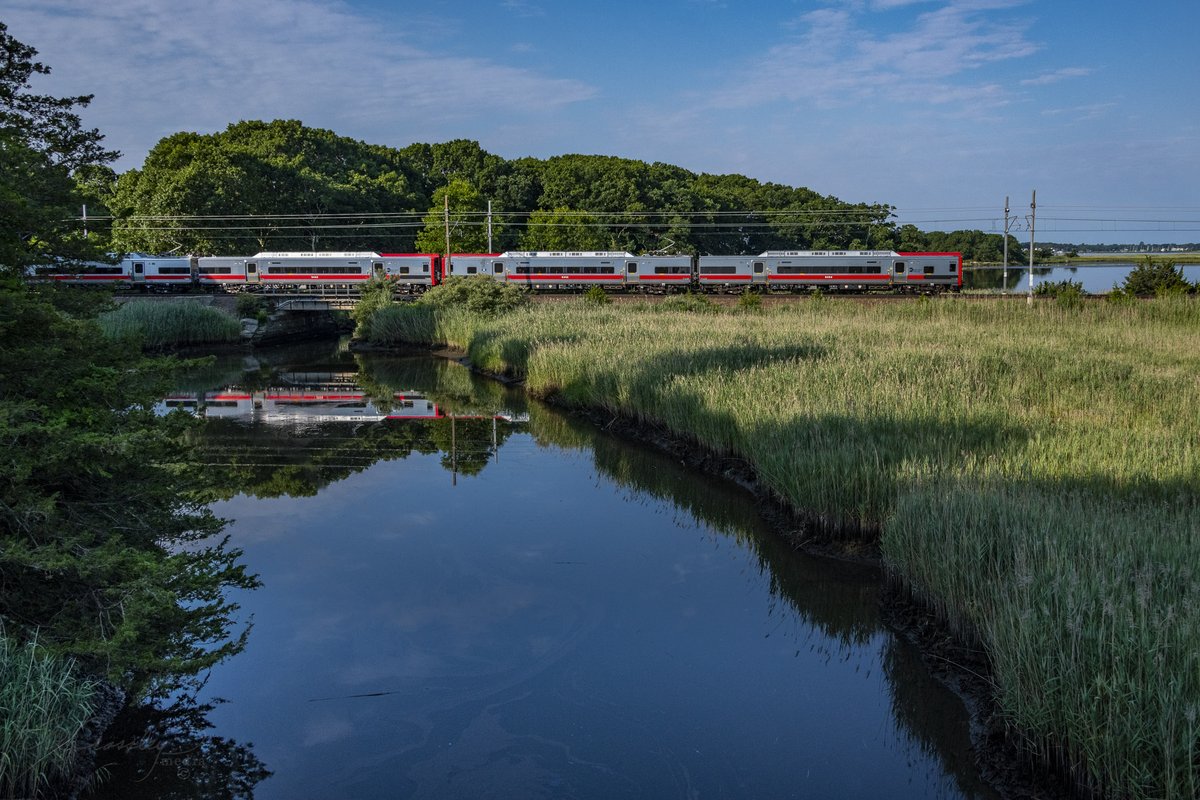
left=193, top=416, right=518, bottom=500
left=526, top=403, right=999, bottom=799
left=85, top=691, right=271, bottom=800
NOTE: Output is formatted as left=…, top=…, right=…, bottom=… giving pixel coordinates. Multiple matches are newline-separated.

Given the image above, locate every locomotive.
left=38, top=248, right=962, bottom=293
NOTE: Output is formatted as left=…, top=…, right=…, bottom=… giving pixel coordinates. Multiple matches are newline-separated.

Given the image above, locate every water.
left=966, top=261, right=1200, bottom=293
left=94, top=339, right=999, bottom=799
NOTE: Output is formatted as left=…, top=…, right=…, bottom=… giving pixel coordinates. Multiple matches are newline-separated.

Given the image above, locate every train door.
left=131, top=260, right=146, bottom=284
left=751, top=260, right=766, bottom=285
left=892, top=260, right=905, bottom=286
left=373, top=261, right=385, bottom=279
left=626, top=260, right=638, bottom=287
left=246, top=261, right=260, bottom=284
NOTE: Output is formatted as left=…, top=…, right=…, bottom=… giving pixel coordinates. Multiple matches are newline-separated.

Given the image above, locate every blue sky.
left=8, top=0, right=1199, bottom=243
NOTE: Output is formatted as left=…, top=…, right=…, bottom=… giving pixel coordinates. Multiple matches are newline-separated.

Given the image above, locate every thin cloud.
left=1021, top=67, right=1093, bottom=86
left=705, top=1, right=1038, bottom=111
left=6, top=0, right=595, bottom=168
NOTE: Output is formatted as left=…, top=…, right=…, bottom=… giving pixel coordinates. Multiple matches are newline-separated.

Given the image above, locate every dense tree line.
left=96, top=119, right=1023, bottom=262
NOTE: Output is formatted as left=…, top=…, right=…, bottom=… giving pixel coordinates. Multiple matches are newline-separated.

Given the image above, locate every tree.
left=518, top=207, right=610, bottom=251
left=0, top=22, right=117, bottom=272
left=111, top=120, right=424, bottom=255
left=0, top=24, right=257, bottom=703
left=414, top=179, right=499, bottom=254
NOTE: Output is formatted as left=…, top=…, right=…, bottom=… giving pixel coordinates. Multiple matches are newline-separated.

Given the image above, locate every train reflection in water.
left=159, top=370, right=526, bottom=424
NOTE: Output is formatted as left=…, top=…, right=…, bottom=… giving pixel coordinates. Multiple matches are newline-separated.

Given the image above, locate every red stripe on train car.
left=768, top=275, right=890, bottom=281
left=505, top=275, right=624, bottom=281
left=259, top=275, right=371, bottom=281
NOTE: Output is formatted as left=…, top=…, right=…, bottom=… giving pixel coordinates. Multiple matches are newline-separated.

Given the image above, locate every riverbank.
left=359, top=295, right=1200, bottom=800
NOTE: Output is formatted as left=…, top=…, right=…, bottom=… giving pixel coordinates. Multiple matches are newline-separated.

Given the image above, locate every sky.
left=7, top=0, right=1199, bottom=244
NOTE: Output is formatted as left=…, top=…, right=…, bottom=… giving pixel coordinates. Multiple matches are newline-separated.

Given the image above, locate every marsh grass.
left=100, top=300, right=241, bottom=347
left=367, top=295, right=1200, bottom=799
left=0, top=635, right=96, bottom=798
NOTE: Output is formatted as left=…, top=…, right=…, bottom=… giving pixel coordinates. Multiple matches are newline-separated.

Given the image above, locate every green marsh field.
left=368, top=293, right=1200, bottom=800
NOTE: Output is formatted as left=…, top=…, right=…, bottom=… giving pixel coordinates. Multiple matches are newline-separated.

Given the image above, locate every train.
left=36, top=248, right=963, bottom=293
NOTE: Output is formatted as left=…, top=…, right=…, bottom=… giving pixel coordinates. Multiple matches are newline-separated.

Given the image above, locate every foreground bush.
left=419, top=275, right=529, bottom=315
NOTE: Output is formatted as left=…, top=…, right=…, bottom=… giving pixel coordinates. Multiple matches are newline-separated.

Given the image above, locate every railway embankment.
left=356, top=292, right=1200, bottom=800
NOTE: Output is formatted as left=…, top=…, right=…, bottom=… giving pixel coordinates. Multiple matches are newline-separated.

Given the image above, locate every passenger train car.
left=37, top=249, right=962, bottom=293
left=448, top=250, right=961, bottom=292
left=41, top=252, right=441, bottom=292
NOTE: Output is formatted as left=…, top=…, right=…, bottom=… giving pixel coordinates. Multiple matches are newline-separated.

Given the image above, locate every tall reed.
left=99, top=300, right=241, bottom=346
left=0, top=635, right=96, bottom=798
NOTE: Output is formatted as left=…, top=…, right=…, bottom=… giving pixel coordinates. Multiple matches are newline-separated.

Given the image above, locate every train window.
left=893, top=261, right=904, bottom=274
left=493, top=262, right=504, bottom=274
left=247, top=263, right=257, bottom=273
left=467, top=266, right=477, bottom=274
left=627, top=262, right=638, bottom=273
left=948, top=261, right=957, bottom=272
left=753, top=261, right=764, bottom=274
left=700, top=265, right=736, bottom=274
left=133, top=262, right=144, bottom=273
left=924, top=265, right=935, bottom=276
left=423, top=264, right=429, bottom=273
left=398, top=267, right=410, bottom=275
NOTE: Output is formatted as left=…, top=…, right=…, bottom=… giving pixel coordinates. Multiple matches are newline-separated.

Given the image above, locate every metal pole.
left=444, top=193, right=451, bottom=269
left=487, top=200, right=493, bottom=253
left=1002, top=196, right=1008, bottom=293
left=1027, top=190, right=1036, bottom=305
left=82, top=204, right=88, bottom=238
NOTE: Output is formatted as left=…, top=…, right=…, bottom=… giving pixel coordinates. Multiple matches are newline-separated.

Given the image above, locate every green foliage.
left=1034, top=279, right=1087, bottom=308
left=519, top=206, right=610, bottom=251
left=235, top=293, right=266, bottom=318
left=736, top=289, right=763, bottom=312
left=418, top=275, right=528, bottom=315
left=1055, top=282, right=1086, bottom=310
left=413, top=179, right=499, bottom=254
left=0, top=635, right=96, bottom=799
left=98, top=300, right=242, bottom=347
left=656, top=291, right=718, bottom=313
left=1121, top=257, right=1192, bottom=297
left=350, top=276, right=396, bottom=336
left=583, top=285, right=611, bottom=306
left=0, top=24, right=117, bottom=274
left=111, top=119, right=424, bottom=254
left=1, top=280, right=258, bottom=697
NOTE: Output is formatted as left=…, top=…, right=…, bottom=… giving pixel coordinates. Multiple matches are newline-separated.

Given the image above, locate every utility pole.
left=487, top=200, right=493, bottom=253
left=82, top=204, right=88, bottom=238
left=1002, top=196, right=1009, bottom=293
left=444, top=193, right=451, bottom=269
left=1027, top=190, right=1036, bottom=305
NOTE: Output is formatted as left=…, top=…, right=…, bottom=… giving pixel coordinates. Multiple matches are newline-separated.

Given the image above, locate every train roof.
left=253, top=251, right=382, bottom=258
left=501, top=251, right=635, bottom=258
left=757, top=250, right=900, bottom=257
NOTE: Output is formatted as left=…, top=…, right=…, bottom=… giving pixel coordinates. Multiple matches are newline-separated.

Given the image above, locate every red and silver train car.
left=197, top=252, right=440, bottom=291
left=697, top=250, right=962, bottom=291
left=446, top=251, right=694, bottom=291
left=36, top=254, right=194, bottom=287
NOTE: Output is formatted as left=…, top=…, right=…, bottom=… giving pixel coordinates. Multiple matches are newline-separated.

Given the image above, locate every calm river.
left=93, top=339, right=999, bottom=799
